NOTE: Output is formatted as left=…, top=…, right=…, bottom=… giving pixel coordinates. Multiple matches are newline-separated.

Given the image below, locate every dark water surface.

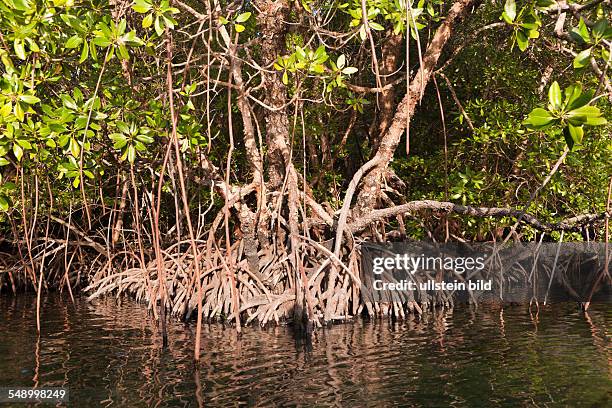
left=0, top=295, right=610, bottom=407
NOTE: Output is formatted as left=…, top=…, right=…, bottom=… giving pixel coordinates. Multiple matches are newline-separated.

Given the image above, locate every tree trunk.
left=354, top=0, right=480, bottom=216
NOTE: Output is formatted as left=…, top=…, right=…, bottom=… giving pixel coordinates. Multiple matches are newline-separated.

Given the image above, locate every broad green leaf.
left=0, top=158, right=9, bottom=166
left=109, top=133, right=128, bottom=149
left=563, top=124, right=583, bottom=150
left=0, top=103, right=11, bottom=118
left=567, top=88, right=593, bottom=111
left=14, top=40, right=26, bottom=60
left=359, top=25, right=367, bottom=41
left=60, top=94, right=78, bottom=110
left=155, top=16, right=164, bottom=36
left=592, top=19, right=607, bottom=39
left=136, top=134, right=154, bottom=144
left=14, top=103, right=24, bottom=122
left=523, top=108, right=555, bottom=129
left=504, top=0, right=516, bottom=22
left=118, top=44, right=130, bottom=60
left=132, top=0, right=151, bottom=13
left=92, top=37, right=111, bottom=47
left=501, top=12, right=514, bottom=25
left=516, top=30, right=528, bottom=51
left=65, top=35, right=82, bottom=49
left=143, top=13, right=153, bottom=28
left=337, top=54, right=346, bottom=69
left=16, top=139, right=31, bottom=149
left=0, top=195, right=8, bottom=211
left=566, top=105, right=603, bottom=126
left=548, top=81, right=562, bottom=110
left=573, top=48, right=591, bottom=68
left=13, top=143, right=23, bottom=161
left=235, top=12, right=251, bottom=23
left=570, top=18, right=590, bottom=44
left=563, top=83, right=582, bottom=109
left=116, top=121, right=130, bottom=133
left=163, top=16, right=176, bottom=30
left=342, top=67, right=358, bottom=75
left=79, top=41, right=89, bottom=63
left=127, top=144, right=136, bottom=163
left=18, top=95, right=40, bottom=104
left=585, top=116, right=607, bottom=126
left=369, top=22, right=384, bottom=31
left=535, top=0, right=555, bottom=8
left=235, top=24, right=245, bottom=32
left=69, top=138, right=80, bottom=157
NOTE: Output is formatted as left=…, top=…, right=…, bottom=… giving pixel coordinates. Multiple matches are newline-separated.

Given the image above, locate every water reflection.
left=0, top=295, right=610, bottom=407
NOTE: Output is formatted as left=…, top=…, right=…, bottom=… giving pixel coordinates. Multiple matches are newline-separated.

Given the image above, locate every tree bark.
left=354, top=0, right=481, bottom=216
left=254, top=0, right=291, bottom=189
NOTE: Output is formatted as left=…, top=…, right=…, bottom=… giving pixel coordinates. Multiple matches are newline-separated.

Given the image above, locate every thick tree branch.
left=349, top=200, right=611, bottom=234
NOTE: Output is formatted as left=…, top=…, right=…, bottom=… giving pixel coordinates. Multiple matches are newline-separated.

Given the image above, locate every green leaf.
left=116, top=121, right=130, bottom=133
left=13, top=143, right=23, bottom=161
left=337, top=54, right=346, bottom=69
left=109, top=133, right=128, bottom=149
left=219, top=16, right=229, bottom=25
left=592, top=19, right=607, bottom=39
left=132, top=0, right=151, bottom=13
left=60, top=94, right=78, bottom=110
left=359, top=25, right=367, bottom=41
left=369, top=22, right=384, bottom=31
left=79, top=41, right=89, bottom=63
left=127, top=144, right=136, bottom=163
left=567, top=87, right=593, bottom=111
left=154, top=16, right=164, bottom=36
left=342, top=67, right=358, bottom=75
left=571, top=18, right=590, bottom=44
left=65, top=35, right=82, bottom=49
left=69, top=138, right=80, bottom=157
left=235, top=12, right=251, bottom=23
left=14, top=39, right=26, bottom=60
left=142, top=13, right=153, bottom=28
left=16, top=139, right=31, bottom=149
left=573, top=47, right=591, bottom=69
left=584, top=116, right=607, bottom=126
left=92, top=37, right=111, bottom=47
left=566, top=105, right=604, bottom=126
left=163, top=16, right=176, bottom=30
left=0, top=195, right=8, bottom=212
left=563, top=83, right=582, bottom=109
left=14, top=103, right=24, bottom=122
left=18, top=95, right=40, bottom=104
left=523, top=108, right=555, bottom=129
left=501, top=12, right=514, bottom=24
left=0, top=157, right=9, bottom=166
left=235, top=23, right=245, bottom=33
left=516, top=30, right=528, bottom=51
left=118, top=44, right=130, bottom=60
left=535, top=0, right=555, bottom=8
left=135, top=134, right=154, bottom=144
left=563, top=124, right=583, bottom=150
left=548, top=81, right=562, bottom=110
left=504, top=0, right=516, bottom=22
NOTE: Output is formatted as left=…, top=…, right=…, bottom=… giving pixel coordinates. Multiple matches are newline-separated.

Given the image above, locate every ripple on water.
left=0, top=295, right=610, bottom=407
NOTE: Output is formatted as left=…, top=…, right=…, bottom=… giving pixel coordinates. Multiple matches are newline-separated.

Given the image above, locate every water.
left=0, top=295, right=610, bottom=407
